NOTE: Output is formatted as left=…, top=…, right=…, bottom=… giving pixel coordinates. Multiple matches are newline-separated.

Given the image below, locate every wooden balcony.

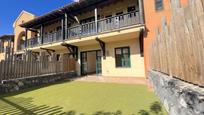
left=26, top=11, right=143, bottom=48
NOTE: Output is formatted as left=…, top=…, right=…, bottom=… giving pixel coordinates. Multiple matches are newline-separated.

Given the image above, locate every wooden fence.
left=149, top=0, right=204, bottom=86
left=0, top=51, right=76, bottom=83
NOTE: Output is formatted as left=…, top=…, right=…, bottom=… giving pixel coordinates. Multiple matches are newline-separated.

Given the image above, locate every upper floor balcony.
left=26, top=11, right=143, bottom=48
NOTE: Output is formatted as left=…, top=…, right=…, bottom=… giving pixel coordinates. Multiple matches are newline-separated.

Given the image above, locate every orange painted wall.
left=143, top=0, right=188, bottom=77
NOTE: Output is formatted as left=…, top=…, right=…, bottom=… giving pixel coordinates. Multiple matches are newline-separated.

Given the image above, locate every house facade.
left=16, top=0, right=146, bottom=77
left=0, top=0, right=189, bottom=79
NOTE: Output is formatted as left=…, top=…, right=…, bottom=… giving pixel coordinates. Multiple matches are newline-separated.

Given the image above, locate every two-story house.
left=8, top=0, right=189, bottom=80
left=15, top=0, right=145, bottom=78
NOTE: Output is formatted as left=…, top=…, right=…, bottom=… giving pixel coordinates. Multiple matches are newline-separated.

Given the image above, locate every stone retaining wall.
left=0, top=72, right=76, bottom=94
left=149, top=70, right=204, bottom=115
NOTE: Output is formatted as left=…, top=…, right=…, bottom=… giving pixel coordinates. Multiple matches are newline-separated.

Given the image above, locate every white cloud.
left=73, top=0, right=79, bottom=2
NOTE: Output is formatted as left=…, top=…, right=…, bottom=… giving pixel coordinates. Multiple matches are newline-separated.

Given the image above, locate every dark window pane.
left=116, top=54, right=122, bottom=67
left=115, top=47, right=131, bottom=67
left=128, top=6, right=136, bottom=12
left=57, top=54, right=60, bottom=61
left=155, top=0, right=163, bottom=11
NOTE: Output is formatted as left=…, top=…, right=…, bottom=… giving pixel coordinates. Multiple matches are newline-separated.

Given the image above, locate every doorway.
left=81, top=50, right=102, bottom=76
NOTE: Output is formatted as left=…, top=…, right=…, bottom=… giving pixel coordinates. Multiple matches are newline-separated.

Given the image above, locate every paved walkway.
left=74, top=75, right=147, bottom=85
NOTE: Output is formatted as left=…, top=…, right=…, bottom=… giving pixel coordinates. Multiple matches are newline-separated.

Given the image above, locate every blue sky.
left=0, top=0, right=75, bottom=36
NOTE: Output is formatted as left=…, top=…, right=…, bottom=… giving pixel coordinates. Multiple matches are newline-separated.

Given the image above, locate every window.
left=56, top=54, right=60, bottom=61
left=128, top=6, right=136, bottom=12
left=115, top=47, right=131, bottom=68
left=127, top=6, right=138, bottom=17
left=155, top=0, right=164, bottom=11
left=80, top=16, right=99, bottom=24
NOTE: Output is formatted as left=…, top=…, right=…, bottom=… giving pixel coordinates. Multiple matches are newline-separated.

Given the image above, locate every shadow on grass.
left=0, top=95, right=123, bottom=115
left=0, top=96, right=69, bottom=115
left=0, top=80, right=166, bottom=115
left=138, top=101, right=164, bottom=115
left=0, top=80, right=123, bottom=115
left=0, top=79, right=74, bottom=98
left=0, top=96, right=165, bottom=115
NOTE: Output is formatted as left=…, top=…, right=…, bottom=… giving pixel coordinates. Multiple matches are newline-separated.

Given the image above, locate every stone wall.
left=149, top=70, right=204, bottom=115
left=0, top=72, right=76, bottom=94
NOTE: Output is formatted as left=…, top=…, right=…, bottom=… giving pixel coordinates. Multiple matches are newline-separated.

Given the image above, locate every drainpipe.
left=25, top=28, right=28, bottom=48
left=138, top=0, right=145, bottom=24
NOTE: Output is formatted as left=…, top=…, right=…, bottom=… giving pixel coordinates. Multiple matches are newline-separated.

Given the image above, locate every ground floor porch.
left=23, top=27, right=145, bottom=78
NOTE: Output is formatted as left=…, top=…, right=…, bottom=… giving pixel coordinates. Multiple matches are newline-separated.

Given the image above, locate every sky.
left=0, top=0, right=76, bottom=36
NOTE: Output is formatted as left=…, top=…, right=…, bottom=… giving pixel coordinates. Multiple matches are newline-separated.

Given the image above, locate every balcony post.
left=25, top=28, right=28, bottom=48
left=40, top=25, right=44, bottom=44
left=138, top=0, right=144, bottom=24
left=65, top=13, right=68, bottom=39
left=95, top=8, right=98, bottom=33
left=61, top=18, right=65, bottom=40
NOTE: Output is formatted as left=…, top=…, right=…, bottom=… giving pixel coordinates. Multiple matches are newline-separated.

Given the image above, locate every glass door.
left=96, top=50, right=102, bottom=75
left=81, top=52, right=88, bottom=75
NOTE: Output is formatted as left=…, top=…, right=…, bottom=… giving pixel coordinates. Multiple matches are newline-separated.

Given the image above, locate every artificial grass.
left=0, top=81, right=167, bottom=115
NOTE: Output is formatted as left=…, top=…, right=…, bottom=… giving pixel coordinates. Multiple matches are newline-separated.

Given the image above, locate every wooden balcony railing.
left=43, top=30, right=62, bottom=44
left=26, top=11, right=142, bottom=48
left=27, top=37, right=39, bottom=48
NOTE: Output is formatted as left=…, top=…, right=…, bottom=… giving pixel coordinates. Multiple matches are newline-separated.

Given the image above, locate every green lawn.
left=0, top=81, right=167, bottom=115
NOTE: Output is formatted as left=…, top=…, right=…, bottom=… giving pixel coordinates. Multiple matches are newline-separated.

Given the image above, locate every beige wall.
left=13, top=11, right=35, bottom=52
left=76, top=38, right=145, bottom=77
left=103, top=38, right=144, bottom=77
left=0, top=53, right=5, bottom=61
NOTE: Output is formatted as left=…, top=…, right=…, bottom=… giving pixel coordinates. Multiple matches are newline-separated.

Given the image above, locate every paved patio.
left=74, top=75, right=147, bottom=85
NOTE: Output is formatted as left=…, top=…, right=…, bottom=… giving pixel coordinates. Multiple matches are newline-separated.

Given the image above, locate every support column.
left=138, top=0, right=144, bottom=24
left=61, top=18, right=65, bottom=40
left=65, top=13, right=68, bottom=39
left=95, top=8, right=98, bottom=33
left=25, top=28, right=28, bottom=48
left=40, top=25, right=44, bottom=44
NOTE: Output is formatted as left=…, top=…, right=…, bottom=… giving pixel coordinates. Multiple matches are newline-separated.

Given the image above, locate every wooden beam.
left=61, top=43, right=78, bottom=60
left=40, top=47, right=55, bottom=56
left=95, top=37, right=106, bottom=59
left=27, top=28, right=39, bottom=33
left=31, top=51, right=40, bottom=60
